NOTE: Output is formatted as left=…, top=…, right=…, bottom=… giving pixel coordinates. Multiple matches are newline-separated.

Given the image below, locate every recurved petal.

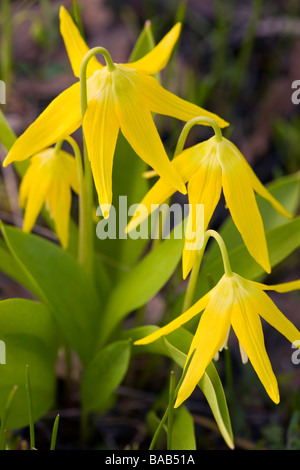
left=3, top=82, right=81, bottom=167
left=182, top=152, right=222, bottom=279
left=175, top=276, right=233, bottom=407
left=83, top=82, right=119, bottom=216
left=19, top=159, right=38, bottom=208
left=59, top=150, right=80, bottom=195
left=113, top=68, right=186, bottom=195
left=138, top=73, right=229, bottom=128
left=218, top=140, right=271, bottom=273
left=241, top=152, right=293, bottom=219
left=127, top=23, right=181, bottom=75
left=134, top=287, right=213, bottom=346
left=230, top=292, right=279, bottom=404
left=47, top=179, right=72, bottom=249
left=21, top=167, right=52, bottom=234
left=126, top=141, right=211, bottom=234
left=247, top=283, right=300, bottom=348
left=59, top=6, right=102, bottom=78
left=252, top=279, right=300, bottom=293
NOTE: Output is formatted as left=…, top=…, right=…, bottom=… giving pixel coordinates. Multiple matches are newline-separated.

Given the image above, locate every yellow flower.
left=135, top=272, right=300, bottom=407
left=19, top=146, right=80, bottom=249
left=3, top=6, right=228, bottom=216
left=127, top=135, right=292, bottom=278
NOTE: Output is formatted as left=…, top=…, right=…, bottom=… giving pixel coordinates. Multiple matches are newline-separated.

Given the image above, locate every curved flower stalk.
left=127, top=117, right=292, bottom=278
left=19, top=143, right=80, bottom=249
left=135, top=230, right=300, bottom=408
left=3, top=6, right=228, bottom=218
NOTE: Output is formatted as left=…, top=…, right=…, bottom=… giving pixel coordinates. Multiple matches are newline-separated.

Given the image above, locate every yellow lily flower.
left=127, top=135, right=292, bottom=277
left=19, top=146, right=80, bottom=249
left=3, top=6, right=228, bottom=216
left=135, top=272, right=300, bottom=407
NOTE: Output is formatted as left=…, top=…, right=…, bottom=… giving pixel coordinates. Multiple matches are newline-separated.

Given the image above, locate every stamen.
left=239, top=343, right=248, bottom=364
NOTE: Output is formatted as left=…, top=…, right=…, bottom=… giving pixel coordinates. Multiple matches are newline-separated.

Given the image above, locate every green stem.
left=50, top=414, right=60, bottom=450
left=0, top=385, right=18, bottom=450
left=25, top=364, right=35, bottom=450
left=167, top=370, right=175, bottom=450
left=54, top=139, right=64, bottom=156
left=182, top=229, right=233, bottom=315
left=175, top=116, right=223, bottom=157
left=149, top=350, right=196, bottom=450
left=1, top=0, right=13, bottom=92
left=205, top=229, right=233, bottom=277
left=181, top=245, right=205, bottom=313
left=79, top=47, right=115, bottom=277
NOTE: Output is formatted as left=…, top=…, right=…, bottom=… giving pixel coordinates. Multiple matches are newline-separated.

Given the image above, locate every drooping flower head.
left=3, top=7, right=228, bottom=218
left=19, top=145, right=79, bottom=249
left=127, top=122, right=292, bottom=278
left=135, top=231, right=300, bottom=407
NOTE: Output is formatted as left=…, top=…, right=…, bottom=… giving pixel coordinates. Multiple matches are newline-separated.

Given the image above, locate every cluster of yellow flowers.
left=3, top=7, right=300, bottom=407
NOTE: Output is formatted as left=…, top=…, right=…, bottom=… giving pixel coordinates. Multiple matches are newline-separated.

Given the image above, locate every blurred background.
left=0, top=0, right=299, bottom=450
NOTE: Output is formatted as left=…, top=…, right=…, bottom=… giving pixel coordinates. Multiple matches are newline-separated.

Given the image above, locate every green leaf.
left=0, top=109, right=16, bottom=152
left=0, top=298, right=57, bottom=430
left=162, top=333, right=234, bottom=450
left=172, top=406, right=196, bottom=450
left=98, top=235, right=184, bottom=346
left=81, top=340, right=131, bottom=414
left=129, top=20, right=156, bottom=62
left=0, top=223, right=102, bottom=365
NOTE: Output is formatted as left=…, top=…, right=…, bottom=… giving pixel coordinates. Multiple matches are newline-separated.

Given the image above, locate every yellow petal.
left=230, top=290, right=279, bottom=404
left=21, top=166, right=52, bottom=233
left=182, top=149, right=222, bottom=279
left=252, top=279, right=300, bottom=293
left=59, top=6, right=102, bottom=78
left=218, top=139, right=271, bottom=273
left=241, top=152, right=293, bottom=219
left=175, top=276, right=233, bottom=407
left=3, top=82, right=81, bottom=166
left=83, top=77, right=119, bottom=215
left=134, top=287, right=213, bottom=346
left=113, top=66, right=186, bottom=195
left=47, top=179, right=72, bottom=249
left=137, top=73, right=229, bottom=128
left=59, top=150, right=80, bottom=194
left=127, top=23, right=181, bottom=75
left=246, top=281, right=300, bottom=347
left=19, top=160, right=38, bottom=208
left=126, top=141, right=210, bottom=234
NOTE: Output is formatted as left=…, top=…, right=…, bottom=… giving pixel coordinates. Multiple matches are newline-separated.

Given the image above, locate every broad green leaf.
left=81, top=340, right=131, bottom=414
left=172, top=406, right=196, bottom=450
left=123, top=326, right=234, bottom=449
left=98, top=235, right=184, bottom=346
left=0, top=298, right=57, bottom=430
left=0, top=223, right=102, bottom=365
left=0, top=239, right=36, bottom=294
